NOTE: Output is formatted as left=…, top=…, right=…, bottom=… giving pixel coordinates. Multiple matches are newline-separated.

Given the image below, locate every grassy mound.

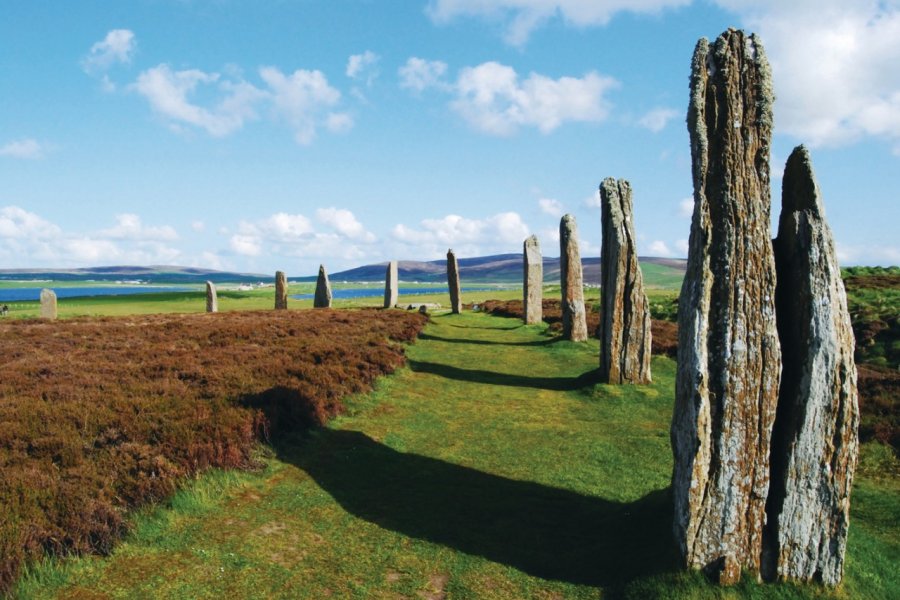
left=0, top=309, right=426, bottom=593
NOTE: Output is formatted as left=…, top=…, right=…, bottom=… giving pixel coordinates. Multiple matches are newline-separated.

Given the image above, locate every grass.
left=14, top=311, right=898, bottom=599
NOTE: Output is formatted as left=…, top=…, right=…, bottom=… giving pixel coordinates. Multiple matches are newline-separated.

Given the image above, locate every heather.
left=0, top=308, right=426, bottom=593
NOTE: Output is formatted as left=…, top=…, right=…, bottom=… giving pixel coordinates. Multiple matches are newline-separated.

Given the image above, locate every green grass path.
left=15, top=312, right=899, bottom=599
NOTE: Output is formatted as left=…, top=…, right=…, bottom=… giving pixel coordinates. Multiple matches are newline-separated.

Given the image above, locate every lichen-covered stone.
left=559, top=214, right=588, bottom=342
left=384, top=261, right=398, bottom=308
left=206, top=281, right=218, bottom=313
left=671, top=29, right=781, bottom=585
left=599, top=178, right=652, bottom=384
left=40, top=288, right=57, bottom=320
left=274, top=271, right=288, bottom=310
left=523, top=235, right=543, bottom=325
left=764, top=145, right=859, bottom=586
left=314, top=264, right=332, bottom=308
left=447, top=249, right=462, bottom=314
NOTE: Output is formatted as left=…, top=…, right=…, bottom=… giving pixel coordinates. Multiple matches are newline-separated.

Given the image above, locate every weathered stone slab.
left=671, top=29, right=781, bottom=585
left=274, top=271, right=288, bottom=310
left=206, top=281, right=218, bottom=313
left=559, top=214, right=587, bottom=342
left=447, top=249, right=462, bottom=314
left=40, top=288, right=57, bottom=320
left=523, top=235, right=543, bottom=325
left=314, top=264, right=332, bottom=308
left=764, top=145, right=859, bottom=586
left=599, top=178, right=652, bottom=384
left=384, top=261, right=398, bottom=308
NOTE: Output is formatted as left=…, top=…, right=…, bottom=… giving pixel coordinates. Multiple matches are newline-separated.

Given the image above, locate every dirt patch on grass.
left=0, top=308, right=426, bottom=593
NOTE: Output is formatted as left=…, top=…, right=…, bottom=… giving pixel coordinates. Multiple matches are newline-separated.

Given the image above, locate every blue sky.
left=1, top=0, right=898, bottom=276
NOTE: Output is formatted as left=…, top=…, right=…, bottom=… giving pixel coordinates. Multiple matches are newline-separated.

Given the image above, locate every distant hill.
left=0, top=265, right=268, bottom=284
left=327, top=254, right=687, bottom=288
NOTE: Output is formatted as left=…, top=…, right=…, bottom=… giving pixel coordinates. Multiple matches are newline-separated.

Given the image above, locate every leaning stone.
left=314, top=264, right=332, bottom=308
left=274, top=271, right=288, bottom=310
left=599, top=178, right=652, bottom=384
left=447, top=249, right=462, bottom=314
left=523, top=235, right=543, bottom=325
left=559, top=214, right=588, bottom=342
left=205, top=281, right=218, bottom=313
left=671, top=29, right=781, bottom=585
left=39, top=288, right=57, bottom=320
left=764, top=145, right=859, bottom=586
left=384, top=261, right=398, bottom=308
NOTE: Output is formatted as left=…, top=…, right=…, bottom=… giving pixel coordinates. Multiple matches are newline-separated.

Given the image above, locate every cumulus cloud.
left=638, top=107, right=678, bottom=132
left=646, top=240, right=673, bottom=257
left=259, top=66, right=349, bottom=144
left=427, top=0, right=690, bottom=45
left=0, top=139, right=44, bottom=160
left=675, top=238, right=690, bottom=256
left=316, top=207, right=376, bottom=242
left=346, top=50, right=380, bottom=84
left=392, top=212, right=529, bottom=258
left=678, top=197, right=693, bottom=218
left=82, top=29, right=136, bottom=73
left=538, top=198, right=564, bottom=216
left=399, top=57, right=449, bottom=92
left=584, top=189, right=602, bottom=208
left=442, top=61, right=618, bottom=135
left=836, top=243, right=900, bottom=266
left=0, top=206, right=182, bottom=267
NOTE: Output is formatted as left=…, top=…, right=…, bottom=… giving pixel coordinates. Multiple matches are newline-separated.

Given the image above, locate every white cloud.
left=0, top=206, right=61, bottom=238
left=638, top=107, right=678, bottom=132
left=538, top=197, right=564, bottom=216
left=836, top=243, right=900, bottom=266
left=0, top=139, right=44, bottom=160
left=260, top=66, right=346, bottom=144
left=646, top=240, right=673, bottom=257
left=134, top=65, right=264, bottom=137
left=346, top=50, right=380, bottom=84
left=229, top=234, right=263, bottom=257
left=316, top=207, right=376, bottom=242
left=82, top=29, right=136, bottom=73
left=191, top=220, right=206, bottom=232
left=427, top=0, right=691, bottom=46
left=325, top=112, right=354, bottom=134
left=584, top=189, right=602, bottom=208
left=451, top=62, right=618, bottom=135
left=678, top=197, right=693, bottom=218
left=675, top=238, right=690, bottom=256
left=100, top=213, right=178, bottom=241
left=399, top=57, right=449, bottom=92
left=392, top=212, right=529, bottom=258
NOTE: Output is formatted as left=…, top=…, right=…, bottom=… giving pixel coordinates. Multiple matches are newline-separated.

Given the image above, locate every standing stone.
left=384, top=261, right=398, bottom=308
left=39, top=288, right=57, bottom=320
left=314, top=264, right=332, bottom=308
left=205, top=281, right=218, bottom=313
left=447, top=249, right=462, bottom=314
left=599, top=178, right=652, bottom=384
left=764, top=146, right=859, bottom=586
left=274, top=271, right=288, bottom=310
left=559, top=214, right=588, bottom=342
left=671, top=29, right=781, bottom=585
left=523, top=235, right=543, bottom=325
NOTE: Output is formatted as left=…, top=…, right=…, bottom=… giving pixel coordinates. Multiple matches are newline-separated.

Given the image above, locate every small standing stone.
left=765, top=145, right=859, bottom=586
left=671, top=29, right=781, bottom=585
left=523, top=235, right=543, bottom=325
left=384, top=261, right=398, bottom=308
left=599, top=178, right=652, bottom=384
left=39, top=288, right=57, bottom=320
left=205, top=281, right=218, bottom=313
left=314, top=264, right=332, bottom=308
left=559, top=214, right=587, bottom=342
left=447, top=249, right=462, bottom=314
left=274, top=271, right=288, bottom=310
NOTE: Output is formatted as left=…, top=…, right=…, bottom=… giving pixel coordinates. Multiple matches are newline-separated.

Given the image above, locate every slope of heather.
left=0, top=309, right=426, bottom=593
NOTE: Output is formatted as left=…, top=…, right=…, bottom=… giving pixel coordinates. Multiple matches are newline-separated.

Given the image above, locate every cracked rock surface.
left=559, top=214, right=588, bottom=342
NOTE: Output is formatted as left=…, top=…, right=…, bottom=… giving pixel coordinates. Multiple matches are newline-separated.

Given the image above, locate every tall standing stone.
left=384, top=261, right=398, bottom=308
left=764, top=146, right=859, bottom=586
left=671, top=29, right=781, bottom=585
left=559, top=214, right=588, bottom=342
left=314, top=264, right=332, bottom=308
left=274, top=271, right=288, bottom=310
left=523, top=235, right=543, bottom=325
left=447, top=249, right=462, bottom=314
left=205, top=281, right=218, bottom=313
left=599, top=178, right=652, bottom=384
left=39, top=288, right=57, bottom=320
